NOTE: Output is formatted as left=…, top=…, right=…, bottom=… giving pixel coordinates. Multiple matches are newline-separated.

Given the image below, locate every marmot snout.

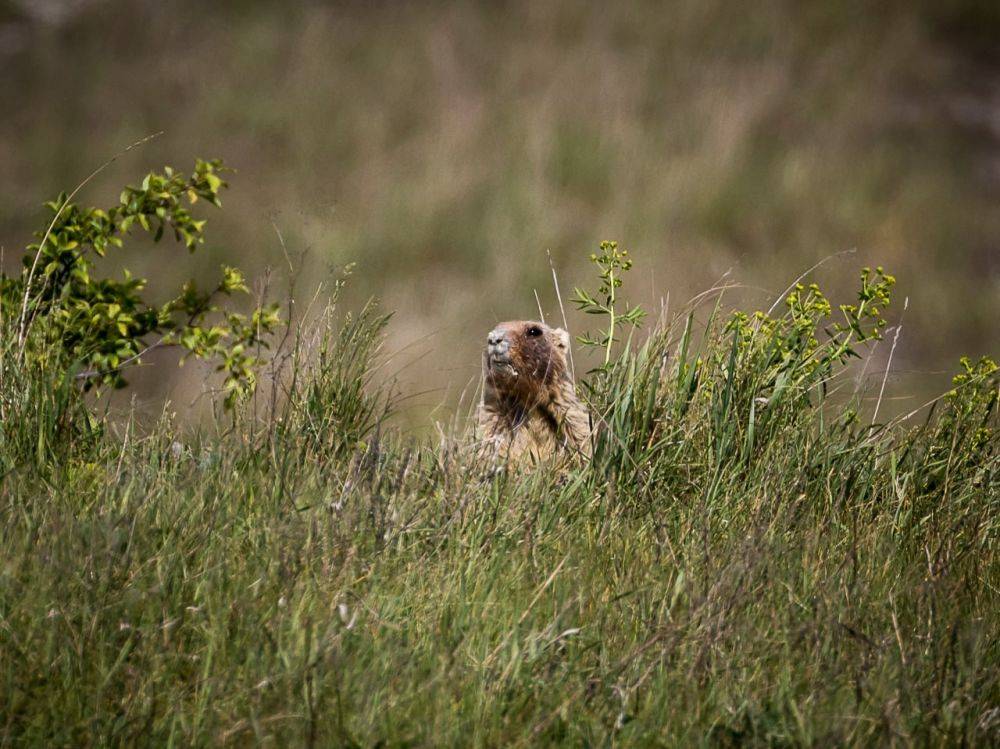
left=477, top=320, right=592, bottom=465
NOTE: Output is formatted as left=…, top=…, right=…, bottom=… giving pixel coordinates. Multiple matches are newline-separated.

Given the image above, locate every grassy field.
left=1, top=2, right=998, bottom=744
left=1, top=252, right=997, bottom=745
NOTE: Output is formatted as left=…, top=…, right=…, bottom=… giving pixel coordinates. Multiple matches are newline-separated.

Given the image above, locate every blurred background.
left=1, top=0, right=998, bottom=426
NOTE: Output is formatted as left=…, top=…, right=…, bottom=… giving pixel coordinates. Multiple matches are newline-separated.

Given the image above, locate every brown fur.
left=476, top=320, right=592, bottom=465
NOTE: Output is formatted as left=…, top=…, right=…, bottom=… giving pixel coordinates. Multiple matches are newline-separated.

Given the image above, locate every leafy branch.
left=0, top=159, right=279, bottom=408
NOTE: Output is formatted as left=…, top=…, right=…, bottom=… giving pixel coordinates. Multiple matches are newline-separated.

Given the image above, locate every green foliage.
left=948, top=355, right=999, bottom=419
left=581, top=263, right=897, bottom=500
left=572, top=240, right=647, bottom=367
left=0, top=335, right=100, bottom=475
left=722, top=267, right=895, bottom=409
left=0, top=253, right=996, bottom=745
left=0, top=160, right=279, bottom=407
left=279, top=299, right=394, bottom=466
left=916, top=355, right=999, bottom=493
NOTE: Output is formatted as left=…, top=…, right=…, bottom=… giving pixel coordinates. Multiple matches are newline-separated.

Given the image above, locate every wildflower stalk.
left=572, top=240, right=646, bottom=371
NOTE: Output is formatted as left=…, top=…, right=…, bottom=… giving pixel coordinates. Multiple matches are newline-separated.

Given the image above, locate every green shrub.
left=0, top=160, right=278, bottom=405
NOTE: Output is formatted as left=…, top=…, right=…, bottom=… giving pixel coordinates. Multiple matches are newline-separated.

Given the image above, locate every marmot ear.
left=553, top=328, right=570, bottom=350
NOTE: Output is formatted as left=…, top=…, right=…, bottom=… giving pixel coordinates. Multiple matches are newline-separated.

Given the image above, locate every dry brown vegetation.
left=1, top=0, right=998, bottom=423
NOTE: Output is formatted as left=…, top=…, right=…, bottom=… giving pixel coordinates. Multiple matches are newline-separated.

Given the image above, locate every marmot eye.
left=526, top=326, right=543, bottom=337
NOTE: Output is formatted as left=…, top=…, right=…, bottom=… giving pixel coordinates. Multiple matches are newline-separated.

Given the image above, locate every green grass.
left=1, top=268, right=997, bottom=745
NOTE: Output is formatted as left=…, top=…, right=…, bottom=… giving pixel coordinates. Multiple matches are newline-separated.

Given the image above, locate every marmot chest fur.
left=476, top=320, right=592, bottom=464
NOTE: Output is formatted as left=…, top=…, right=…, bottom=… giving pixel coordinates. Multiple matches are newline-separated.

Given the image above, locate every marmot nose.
left=487, top=330, right=506, bottom=346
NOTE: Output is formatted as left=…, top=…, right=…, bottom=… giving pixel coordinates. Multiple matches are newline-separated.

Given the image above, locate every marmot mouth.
left=487, top=354, right=518, bottom=377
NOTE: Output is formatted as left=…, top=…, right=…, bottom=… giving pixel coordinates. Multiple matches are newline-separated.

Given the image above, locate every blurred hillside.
left=1, top=0, right=998, bottom=422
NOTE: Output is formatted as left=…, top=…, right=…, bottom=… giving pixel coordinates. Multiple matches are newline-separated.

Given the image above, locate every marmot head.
left=483, top=320, right=571, bottom=408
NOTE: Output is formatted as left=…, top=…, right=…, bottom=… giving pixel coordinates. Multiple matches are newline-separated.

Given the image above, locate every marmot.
left=476, top=320, right=592, bottom=465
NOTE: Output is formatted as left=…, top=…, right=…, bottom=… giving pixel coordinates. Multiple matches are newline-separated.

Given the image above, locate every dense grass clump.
left=0, top=265, right=997, bottom=745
